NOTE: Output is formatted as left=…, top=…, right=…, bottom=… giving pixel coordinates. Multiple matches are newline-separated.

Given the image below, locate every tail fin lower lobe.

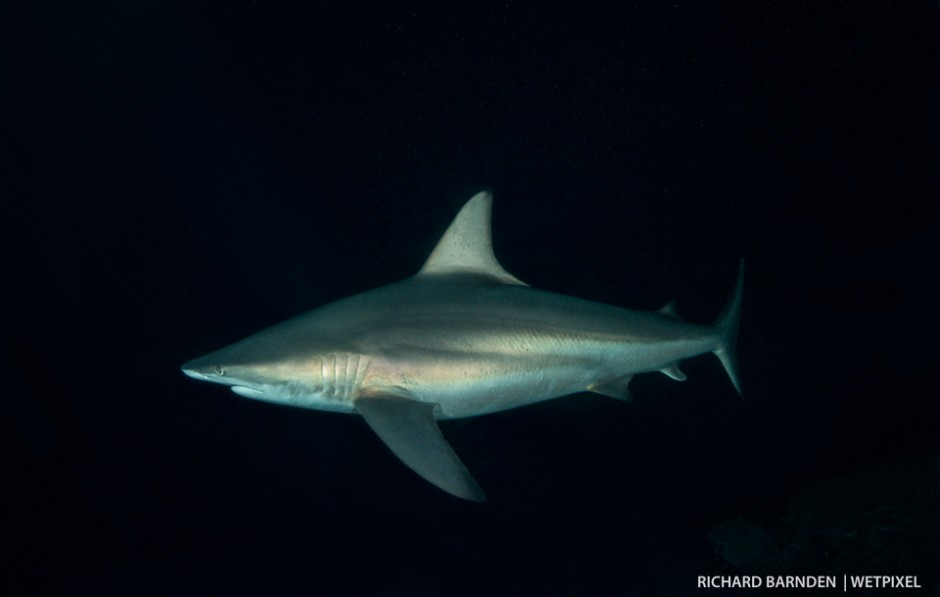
left=712, top=260, right=744, bottom=397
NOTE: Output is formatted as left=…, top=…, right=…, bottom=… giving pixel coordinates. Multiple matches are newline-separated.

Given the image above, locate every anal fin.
left=354, top=395, right=486, bottom=502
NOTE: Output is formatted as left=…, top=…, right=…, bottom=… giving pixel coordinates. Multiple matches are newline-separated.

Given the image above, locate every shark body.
left=182, top=192, right=743, bottom=501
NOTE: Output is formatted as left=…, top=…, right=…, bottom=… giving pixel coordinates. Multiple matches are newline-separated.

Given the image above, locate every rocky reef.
left=709, top=452, right=940, bottom=585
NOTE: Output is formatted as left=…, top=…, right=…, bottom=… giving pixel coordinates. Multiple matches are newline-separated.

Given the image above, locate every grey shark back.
left=182, top=191, right=743, bottom=501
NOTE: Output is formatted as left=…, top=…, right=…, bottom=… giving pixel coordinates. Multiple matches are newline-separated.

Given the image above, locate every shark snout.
left=181, top=364, right=210, bottom=380
left=181, top=355, right=221, bottom=381
left=181, top=363, right=209, bottom=380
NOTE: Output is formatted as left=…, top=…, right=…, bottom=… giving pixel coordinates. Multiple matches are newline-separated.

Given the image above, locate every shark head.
left=181, top=320, right=364, bottom=413
left=181, top=346, right=280, bottom=400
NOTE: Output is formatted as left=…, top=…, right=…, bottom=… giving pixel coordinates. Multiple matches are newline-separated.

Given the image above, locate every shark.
left=182, top=191, right=743, bottom=501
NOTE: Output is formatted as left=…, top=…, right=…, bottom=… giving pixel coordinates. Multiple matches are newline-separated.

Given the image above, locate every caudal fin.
left=712, top=260, right=744, bottom=397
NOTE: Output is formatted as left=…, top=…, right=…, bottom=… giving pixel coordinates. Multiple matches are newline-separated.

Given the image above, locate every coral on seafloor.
left=709, top=452, right=940, bottom=579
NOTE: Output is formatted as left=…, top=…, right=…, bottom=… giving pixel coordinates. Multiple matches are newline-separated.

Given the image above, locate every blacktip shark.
left=182, top=191, right=743, bottom=502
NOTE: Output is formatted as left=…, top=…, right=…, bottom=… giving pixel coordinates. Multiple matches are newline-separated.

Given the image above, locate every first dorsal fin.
left=417, top=191, right=527, bottom=286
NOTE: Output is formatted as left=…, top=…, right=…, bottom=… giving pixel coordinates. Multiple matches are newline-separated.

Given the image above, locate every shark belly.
left=392, top=357, right=600, bottom=419
left=359, top=325, right=719, bottom=419
left=338, top=280, right=721, bottom=420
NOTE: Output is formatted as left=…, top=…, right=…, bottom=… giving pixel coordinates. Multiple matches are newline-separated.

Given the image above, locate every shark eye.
left=215, top=365, right=225, bottom=376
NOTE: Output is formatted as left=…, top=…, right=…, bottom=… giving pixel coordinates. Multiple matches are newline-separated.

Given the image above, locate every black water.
left=5, top=3, right=940, bottom=595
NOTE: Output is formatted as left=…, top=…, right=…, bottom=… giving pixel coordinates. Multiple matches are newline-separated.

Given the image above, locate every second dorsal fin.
left=657, top=301, right=682, bottom=321
left=417, top=191, right=526, bottom=285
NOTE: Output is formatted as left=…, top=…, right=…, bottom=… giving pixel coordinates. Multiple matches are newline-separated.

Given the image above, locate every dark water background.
left=4, top=2, right=939, bottom=595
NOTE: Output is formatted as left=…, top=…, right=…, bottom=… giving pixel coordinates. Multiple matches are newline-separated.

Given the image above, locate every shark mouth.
left=231, top=386, right=268, bottom=399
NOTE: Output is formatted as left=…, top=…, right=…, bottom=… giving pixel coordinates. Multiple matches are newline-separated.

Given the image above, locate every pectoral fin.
left=354, top=395, right=486, bottom=502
